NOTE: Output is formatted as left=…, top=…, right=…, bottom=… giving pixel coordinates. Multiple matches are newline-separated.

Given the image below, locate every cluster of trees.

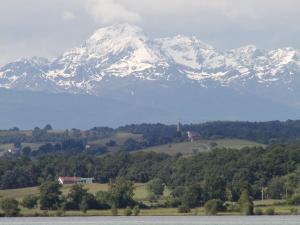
left=8, top=139, right=109, bottom=157
left=3, top=120, right=300, bottom=157
left=0, top=177, right=141, bottom=217
left=33, top=139, right=86, bottom=156
left=118, top=124, right=183, bottom=147
left=0, top=125, right=114, bottom=146
left=183, top=120, right=300, bottom=144
left=118, top=120, right=300, bottom=144
left=0, top=178, right=275, bottom=217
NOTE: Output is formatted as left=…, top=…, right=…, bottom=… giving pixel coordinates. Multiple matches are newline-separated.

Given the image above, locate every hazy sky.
left=0, top=0, right=299, bottom=66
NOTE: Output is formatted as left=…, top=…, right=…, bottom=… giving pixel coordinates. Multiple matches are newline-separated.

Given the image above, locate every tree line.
left=1, top=142, right=300, bottom=204
left=0, top=177, right=141, bottom=216
left=3, top=120, right=300, bottom=148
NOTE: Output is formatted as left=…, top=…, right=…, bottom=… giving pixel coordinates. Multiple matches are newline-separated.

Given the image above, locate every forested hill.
left=1, top=120, right=300, bottom=205
left=1, top=120, right=300, bottom=155
left=1, top=142, right=300, bottom=202
left=118, top=120, right=300, bottom=144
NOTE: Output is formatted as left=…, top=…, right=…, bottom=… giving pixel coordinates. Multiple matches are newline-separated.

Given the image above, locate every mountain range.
left=0, top=23, right=300, bottom=128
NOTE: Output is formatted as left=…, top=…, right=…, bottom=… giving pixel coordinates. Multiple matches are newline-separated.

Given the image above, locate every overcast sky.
left=0, top=0, right=299, bottom=66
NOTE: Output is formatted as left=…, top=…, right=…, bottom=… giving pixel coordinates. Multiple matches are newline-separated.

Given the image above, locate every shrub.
left=238, top=190, right=254, bottom=215
left=21, top=195, right=38, bottom=209
left=194, top=208, right=199, bottom=216
left=148, top=192, right=159, bottom=203
left=289, top=195, right=300, bottom=205
left=204, top=199, right=224, bottom=215
left=106, top=140, right=117, bottom=147
left=1, top=198, right=20, bottom=217
left=111, top=203, right=118, bottom=216
left=290, top=208, right=298, bottom=215
left=133, top=205, right=140, bottom=216
left=147, top=179, right=164, bottom=196
left=124, top=207, right=132, bottom=216
left=165, top=196, right=181, bottom=207
left=254, top=208, right=263, bottom=215
left=80, top=199, right=89, bottom=213
left=95, top=191, right=111, bottom=209
left=226, top=202, right=239, bottom=212
left=265, top=208, right=275, bottom=215
left=178, top=203, right=191, bottom=213
left=55, top=209, right=65, bottom=216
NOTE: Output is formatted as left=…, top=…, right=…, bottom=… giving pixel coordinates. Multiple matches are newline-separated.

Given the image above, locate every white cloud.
left=0, top=0, right=300, bottom=65
left=85, top=0, right=141, bottom=25
left=62, top=11, right=75, bottom=21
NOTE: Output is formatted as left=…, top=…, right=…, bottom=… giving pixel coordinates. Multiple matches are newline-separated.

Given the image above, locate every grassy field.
left=0, top=131, right=141, bottom=155
left=89, top=132, right=142, bottom=145
left=0, top=143, right=12, bottom=152
left=0, top=183, right=177, bottom=216
left=0, top=130, right=32, bottom=137
left=18, top=207, right=201, bottom=217
left=139, top=139, right=265, bottom=156
left=0, top=183, right=151, bottom=202
left=2, top=183, right=298, bottom=216
left=0, top=142, right=45, bottom=155
left=9, top=204, right=300, bottom=217
left=0, top=129, right=264, bottom=156
left=88, top=132, right=143, bottom=153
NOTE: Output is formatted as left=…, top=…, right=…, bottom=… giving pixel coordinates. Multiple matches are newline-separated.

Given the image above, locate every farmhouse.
left=187, top=131, right=202, bottom=142
left=58, top=176, right=94, bottom=185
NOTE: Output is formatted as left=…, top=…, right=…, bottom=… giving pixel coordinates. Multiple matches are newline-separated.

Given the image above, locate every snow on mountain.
left=1, top=23, right=300, bottom=96
left=0, top=57, right=52, bottom=91
left=156, top=35, right=214, bottom=69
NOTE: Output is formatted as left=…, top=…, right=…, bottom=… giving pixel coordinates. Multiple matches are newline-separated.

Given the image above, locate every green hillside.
left=139, top=139, right=265, bottom=156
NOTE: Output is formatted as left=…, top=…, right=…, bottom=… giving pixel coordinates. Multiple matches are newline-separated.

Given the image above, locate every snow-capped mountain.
left=1, top=23, right=300, bottom=128
left=1, top=23, right=300, bottom=95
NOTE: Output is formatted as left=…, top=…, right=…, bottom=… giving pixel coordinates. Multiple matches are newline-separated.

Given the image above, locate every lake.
left=0, top=216, right=300, bottom=225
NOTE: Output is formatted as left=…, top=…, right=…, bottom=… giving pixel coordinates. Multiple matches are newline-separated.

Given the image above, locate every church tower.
left=177, top=121, right=182, bottom=133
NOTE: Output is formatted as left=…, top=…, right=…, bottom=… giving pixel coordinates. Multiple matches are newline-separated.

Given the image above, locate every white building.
left=58, top=176, right=94, bottom=185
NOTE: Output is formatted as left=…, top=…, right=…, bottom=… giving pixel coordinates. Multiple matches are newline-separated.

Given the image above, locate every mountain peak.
left=87, top=23, right=145, bottom=44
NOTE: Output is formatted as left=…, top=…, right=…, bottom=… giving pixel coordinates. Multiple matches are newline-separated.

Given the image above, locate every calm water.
left=0, top=216, right=300, bottom=225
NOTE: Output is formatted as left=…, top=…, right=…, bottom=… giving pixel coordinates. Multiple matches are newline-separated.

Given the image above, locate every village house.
left=58, top=176, right=94, bottom=185
left=187, top=131, right=202, bottom=142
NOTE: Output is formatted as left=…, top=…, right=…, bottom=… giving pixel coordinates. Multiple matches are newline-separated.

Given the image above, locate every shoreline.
left=2, top=208, right=299, bottom=217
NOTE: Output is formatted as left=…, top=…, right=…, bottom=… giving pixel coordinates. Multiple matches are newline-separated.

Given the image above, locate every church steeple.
left=177, top=121, right=182, bottom=133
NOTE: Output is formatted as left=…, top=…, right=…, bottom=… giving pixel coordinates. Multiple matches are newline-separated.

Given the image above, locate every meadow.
left=0, top=183, right=298, bottom=216
left=139, top=139, right=265, bottom=156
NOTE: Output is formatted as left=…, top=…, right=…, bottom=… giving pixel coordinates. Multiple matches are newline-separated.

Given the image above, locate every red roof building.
left=58, top=176, right=80, bottom=185
left=58, top=176, right=94, bottom=185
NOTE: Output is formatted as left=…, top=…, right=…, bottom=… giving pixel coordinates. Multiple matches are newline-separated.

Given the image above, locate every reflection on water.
left=0, top=216, right=300, bottom=225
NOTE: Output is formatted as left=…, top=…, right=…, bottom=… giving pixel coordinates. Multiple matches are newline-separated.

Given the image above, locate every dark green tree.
left=147, top=178, right=164, bottom=196
left=124, top=206, right=132, bottom=216
left=39, top=181, right=62, bottom=210
left=44, top=124, right=53, bottom=131
left=21, top=147, right=32, bottom=156
left=1, top=198, right=20, bottom=217
left=109, top=177, right=135, bottom=208
left=66, top=184, right=88, bottom=210
left=238, top=190, right=254, bottom=215
left=267, top=177, right=285, bottom=199
left=21, top=195, right=38, bottom=209
left=95, top=191, right=111, bottom=209
left=133, top=205, right=140, bottom=216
